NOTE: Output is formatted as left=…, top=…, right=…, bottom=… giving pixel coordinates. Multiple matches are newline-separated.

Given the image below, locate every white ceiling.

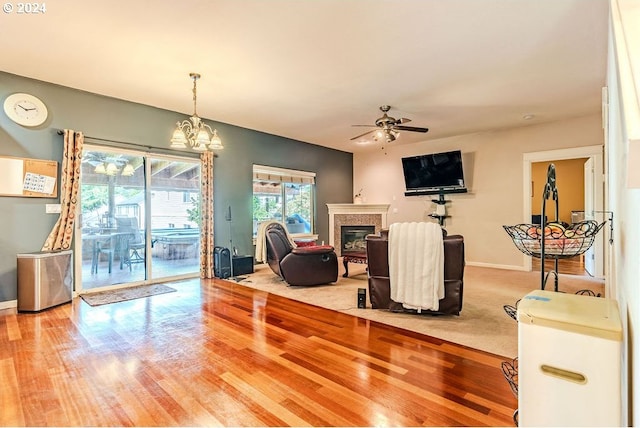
left=0, top=0, right=609, bottom=153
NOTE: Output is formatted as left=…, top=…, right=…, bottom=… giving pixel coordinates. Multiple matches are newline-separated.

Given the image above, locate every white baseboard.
left=466, top=261, right=529, bottom=271
left=0, top=300, right=17, bottom=310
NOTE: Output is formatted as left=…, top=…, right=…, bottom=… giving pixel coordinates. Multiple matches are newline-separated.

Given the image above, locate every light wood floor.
left=0, top=278, right=517, bottom=427
left=531, top=255, right=588, bottom=276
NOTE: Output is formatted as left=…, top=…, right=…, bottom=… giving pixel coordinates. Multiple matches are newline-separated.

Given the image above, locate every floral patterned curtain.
left=42, top=129, right=84, bottom=251
left=200, top=151, right=215, bottom=278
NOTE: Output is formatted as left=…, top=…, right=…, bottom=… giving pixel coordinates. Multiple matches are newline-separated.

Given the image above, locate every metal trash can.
left=17, top=250, right=73, bottom=312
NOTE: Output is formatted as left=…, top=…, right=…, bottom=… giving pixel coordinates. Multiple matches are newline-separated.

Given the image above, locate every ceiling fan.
left=350, top=105, right=429, bottom=143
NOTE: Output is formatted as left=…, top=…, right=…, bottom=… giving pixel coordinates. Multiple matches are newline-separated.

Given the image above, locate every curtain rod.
left=56, top=130, right=202, bottom=158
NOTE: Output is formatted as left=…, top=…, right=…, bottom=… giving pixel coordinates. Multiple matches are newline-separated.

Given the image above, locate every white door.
left=583, top=157, right=601, bottom=277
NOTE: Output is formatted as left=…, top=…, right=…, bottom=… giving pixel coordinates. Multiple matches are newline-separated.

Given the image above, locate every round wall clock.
left=3, top=93, right=49, bottom=127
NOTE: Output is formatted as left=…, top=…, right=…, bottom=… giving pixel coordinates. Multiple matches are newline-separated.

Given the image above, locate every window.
left=253, top=165, right=315, bottom=236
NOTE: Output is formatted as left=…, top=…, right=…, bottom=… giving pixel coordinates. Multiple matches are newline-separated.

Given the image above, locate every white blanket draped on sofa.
left=255, top=220, right=297, bottom=263
left=388, top=222, right=444, bottom=312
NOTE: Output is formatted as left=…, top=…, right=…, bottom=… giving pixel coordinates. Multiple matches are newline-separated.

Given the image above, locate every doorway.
left=75, top=145, right=201, bottom=293
left=523, top=145, right=607, bottom=278
left=530, top=158, right=589, bottom=276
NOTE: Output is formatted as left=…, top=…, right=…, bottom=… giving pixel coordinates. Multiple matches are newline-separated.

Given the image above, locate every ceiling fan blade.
left=394, top=125, right=429, bottom=133
left=396, top=118, right=412, bottom=124
left=350, top=129, right=378, bottom=140
left=351, top=124, right=377, bottom=127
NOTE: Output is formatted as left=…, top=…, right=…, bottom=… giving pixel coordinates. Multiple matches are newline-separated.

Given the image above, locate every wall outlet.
left=45, top=204, right=61, bottom=214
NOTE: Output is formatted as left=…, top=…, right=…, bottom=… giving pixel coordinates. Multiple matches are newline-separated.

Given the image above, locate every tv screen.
left=402, top=150, right=467, bottom=194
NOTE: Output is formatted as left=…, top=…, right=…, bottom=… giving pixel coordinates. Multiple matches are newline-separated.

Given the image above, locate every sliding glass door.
left=149, top=157, right=201, bottom=279
left=76, top=146, right=200, bottom=293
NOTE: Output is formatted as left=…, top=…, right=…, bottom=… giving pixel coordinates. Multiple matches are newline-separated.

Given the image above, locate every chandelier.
left=170, top=73, right=223, bottom=151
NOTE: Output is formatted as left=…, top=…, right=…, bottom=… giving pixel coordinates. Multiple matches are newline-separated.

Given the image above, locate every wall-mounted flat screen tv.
left=402, top=150, right=467, bottom=195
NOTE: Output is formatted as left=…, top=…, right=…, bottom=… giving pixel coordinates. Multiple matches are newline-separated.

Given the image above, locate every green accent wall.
left=0, top=72, right=353, bottom=302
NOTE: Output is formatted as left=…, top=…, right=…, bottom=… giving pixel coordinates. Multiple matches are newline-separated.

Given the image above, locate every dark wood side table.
left=342, top=252, right=367, bottom=277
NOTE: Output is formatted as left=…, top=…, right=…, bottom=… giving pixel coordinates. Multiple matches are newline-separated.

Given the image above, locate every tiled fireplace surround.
left=326, top=204, right=390, bottom=256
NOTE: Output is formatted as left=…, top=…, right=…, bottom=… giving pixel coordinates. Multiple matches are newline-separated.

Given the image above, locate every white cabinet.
left=518, top=290, right=622, bottom=427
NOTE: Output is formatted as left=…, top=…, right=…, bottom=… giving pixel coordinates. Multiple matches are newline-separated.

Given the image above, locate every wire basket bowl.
left=503, top=220, right=605, bottom=259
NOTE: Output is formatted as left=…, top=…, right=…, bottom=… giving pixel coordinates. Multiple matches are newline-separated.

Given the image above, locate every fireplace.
left=326, top=204, right=390, bottom=256
left=341, top=225, right=375, bottom=255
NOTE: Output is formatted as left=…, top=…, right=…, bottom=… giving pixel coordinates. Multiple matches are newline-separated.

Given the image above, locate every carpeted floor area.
left=80, top=284, right=177, bottom=306
left=229, top=262, right=605, bottom=358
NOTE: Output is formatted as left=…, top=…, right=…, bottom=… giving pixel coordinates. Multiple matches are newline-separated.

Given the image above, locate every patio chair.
left=116, top=217, right=145, bottom=270
left=91, top=237, right=114, bottom=274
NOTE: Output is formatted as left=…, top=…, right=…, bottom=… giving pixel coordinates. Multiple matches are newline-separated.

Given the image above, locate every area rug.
left=229, top=263, right=605, bottom=358
left=80, top=284, right=177, bottom=306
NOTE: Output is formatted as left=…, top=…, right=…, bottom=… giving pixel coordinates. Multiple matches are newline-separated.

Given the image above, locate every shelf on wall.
left=428, top=213, right=449, bottom=226
left=431, top=194, right=450, bottom=205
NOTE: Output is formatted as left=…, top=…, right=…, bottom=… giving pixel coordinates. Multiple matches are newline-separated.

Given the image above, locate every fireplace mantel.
left=326, top=203, right=390, bottom=250
left=327, top=203, right=391, bottom=215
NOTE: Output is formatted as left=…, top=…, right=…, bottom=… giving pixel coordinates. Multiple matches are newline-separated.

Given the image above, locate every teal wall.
left=0, top=72, right=353, bottom=302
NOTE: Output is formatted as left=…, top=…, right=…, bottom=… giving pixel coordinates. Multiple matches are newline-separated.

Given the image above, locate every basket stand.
left=503, top=164, right=606, bottom=291
left=539, top=164, right=560, bottom=291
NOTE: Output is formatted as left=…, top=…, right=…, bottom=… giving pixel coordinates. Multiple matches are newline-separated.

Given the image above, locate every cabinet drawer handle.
left=540, top=364, right=587, bottom=384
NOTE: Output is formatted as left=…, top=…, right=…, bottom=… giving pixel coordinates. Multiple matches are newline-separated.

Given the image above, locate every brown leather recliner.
left=265, top=222, right=338, bottom=286
left=365, top=229, right=465, bottom=315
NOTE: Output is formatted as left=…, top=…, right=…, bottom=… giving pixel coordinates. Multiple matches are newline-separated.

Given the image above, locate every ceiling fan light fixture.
left=386, top=130, right=397, bottom=143
left=351, top=105, right=428, bottom=147
left=373, top=129, right=397, bottom=143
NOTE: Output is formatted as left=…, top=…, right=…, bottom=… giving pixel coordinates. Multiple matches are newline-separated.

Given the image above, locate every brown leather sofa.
left=365, top=229, right=465, bottom=315
left=265, top=222, right=338, bottom=286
